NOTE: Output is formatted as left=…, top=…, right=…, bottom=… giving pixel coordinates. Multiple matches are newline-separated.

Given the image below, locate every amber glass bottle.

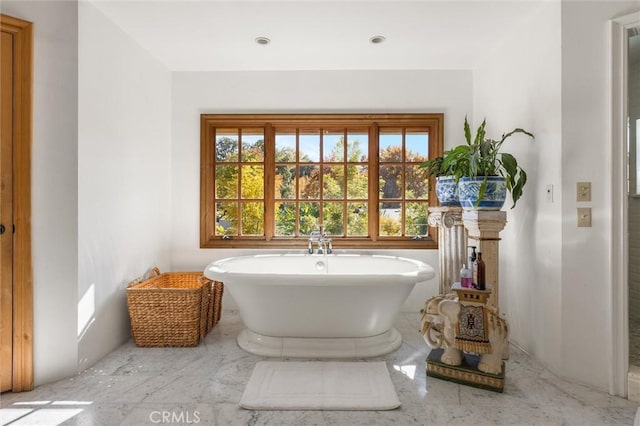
left=475, top=252, right=486, bottom=290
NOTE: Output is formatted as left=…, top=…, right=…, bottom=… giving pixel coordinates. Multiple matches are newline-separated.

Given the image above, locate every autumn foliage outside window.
left=200, top=114, right=443, bottom=249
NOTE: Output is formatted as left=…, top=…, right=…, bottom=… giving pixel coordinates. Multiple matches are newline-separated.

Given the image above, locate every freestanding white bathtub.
left=204, top=253, right=435, bottom=358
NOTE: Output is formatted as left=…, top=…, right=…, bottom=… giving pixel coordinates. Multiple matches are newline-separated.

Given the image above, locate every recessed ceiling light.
left=255, top=37, right=271, bottom=45
left=369, top=36, right=386, bottom=44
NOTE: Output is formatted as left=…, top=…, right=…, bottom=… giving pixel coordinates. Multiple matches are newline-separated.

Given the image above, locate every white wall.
left=171, top=70, right=473, bottom=310
left=0, top=1, right=79, bottom=386
left=474, top=0, right=640, bottom=392
left=1, top=0, right=173, bottom=386
left=473, top=1, right=563, bottom=379
left=78, top=2, right=172, bottom=372
left=473, top=0, right=640, bottom=393
left=560, top=0, right=640, bottom=390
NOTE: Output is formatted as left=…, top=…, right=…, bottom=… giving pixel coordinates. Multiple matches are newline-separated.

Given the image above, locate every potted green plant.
left=420, top=154, right=460, bottom=206
left=443, top=117, right=534, bottom=210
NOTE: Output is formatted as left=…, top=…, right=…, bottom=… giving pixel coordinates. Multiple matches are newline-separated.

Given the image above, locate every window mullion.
left=264, top=123, right=274, bottom=241
left=401, top=128, right=407, bottom=237
left=369, top=123, right=379, bottom=241
left=319, top=128, right=324, bottom=226
left=342, top=162, right=347, bottom=237
left=342, top=128, right=348, bottom=237
left=295, top=129, right=300, bottom=237
left=235, top=131, right=242, bottom=238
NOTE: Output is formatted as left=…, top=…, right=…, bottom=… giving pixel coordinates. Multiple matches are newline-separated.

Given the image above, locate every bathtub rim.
left=205, top=253, right=435, bottom=281
left=236, top=327, right=403, bottom=358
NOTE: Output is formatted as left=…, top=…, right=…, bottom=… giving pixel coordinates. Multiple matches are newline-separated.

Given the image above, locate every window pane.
left=323, top=202, right=344, bottom=236
left=275, top=131, right=297, bottom=162
left=215, top=202, right=237, bottom=236
left=215, top=165, right=238, bottom=199
left=323, top=165, right=345, bottom=199
left=216, top=129, right=238, bottom=162
left=405, top=202, right=429, bottom=237
left=241, top=129, right=265, bottom=162
left=405, top=131, right=428, bottom=162
left=299, top=165, right=320, bottom=199
left=275, top=202, right=296, bottom=236
left=405, top=165, right=429, bottom=200
left=299, top=132, right=320, bottom=162
left=347, top=165, right=368, bottom=199
left=241, top=202, right=264, bottom=236
left=379, top=165, right=402, bottom=199
left=347, top=132, right=368, bottom=161
left=347, top=202, right=368, bottom=236
left=379, top=202, right=402, bottom=236
left=379, top=130, right=402, bottom=162
left=275, top=165, right=296, bottom=199
left=323, top=132, right=344, bottom=162
left=241, top=165, right=264, bottom=198
left=299, top=202, right=320, bottom=235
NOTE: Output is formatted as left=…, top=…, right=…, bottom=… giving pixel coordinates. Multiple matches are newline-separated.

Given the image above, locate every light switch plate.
left=577, top=207, right=592, bottom=227
left=545, top=184, right=554, bottom=203
left=577, top=182, right=591, bottom=202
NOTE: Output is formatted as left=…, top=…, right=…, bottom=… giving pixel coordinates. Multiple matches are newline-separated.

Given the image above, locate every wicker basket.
left=126, top=268, right=223, bottom=347
left=206, top=278, right=224, bottom=334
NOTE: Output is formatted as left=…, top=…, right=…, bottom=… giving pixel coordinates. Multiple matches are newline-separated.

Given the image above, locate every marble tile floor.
left=1, top=311, right=637, bottom=426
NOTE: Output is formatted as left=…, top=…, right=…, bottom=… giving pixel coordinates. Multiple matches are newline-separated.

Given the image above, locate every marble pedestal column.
left=462, top=210, right=507, bottom=311
left=428, top=207, right=467, bottom=295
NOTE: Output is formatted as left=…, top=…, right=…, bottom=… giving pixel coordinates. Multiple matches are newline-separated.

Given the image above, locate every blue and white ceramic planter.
left=435, top=176, right=460, bottom=206
left=458, top=176, right=507, bottom=210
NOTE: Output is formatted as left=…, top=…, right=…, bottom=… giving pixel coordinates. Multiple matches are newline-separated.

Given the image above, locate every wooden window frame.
left=200, top=113, right=443, bottom=249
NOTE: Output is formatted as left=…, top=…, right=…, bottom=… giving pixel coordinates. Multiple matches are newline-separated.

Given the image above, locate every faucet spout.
left=307, top=224, right=332, bottom=254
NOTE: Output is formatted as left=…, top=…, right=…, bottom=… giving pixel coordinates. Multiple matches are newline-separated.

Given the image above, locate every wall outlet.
left=577, top=182, right=591, bottom=202
left=577, top=207, right=592, bottom=227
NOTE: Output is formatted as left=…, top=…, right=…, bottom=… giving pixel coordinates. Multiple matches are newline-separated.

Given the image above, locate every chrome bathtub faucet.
left=308, top=225, right=332, bottom=254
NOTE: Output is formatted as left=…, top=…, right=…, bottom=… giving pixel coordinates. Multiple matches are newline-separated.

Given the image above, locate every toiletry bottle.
left=460, top=264, right=472, bottom=288
left=469, top=246, right=477, bottom=287
left=476, top=252, right=486, bottom=290
left=469, top=246, right=477, bottom=264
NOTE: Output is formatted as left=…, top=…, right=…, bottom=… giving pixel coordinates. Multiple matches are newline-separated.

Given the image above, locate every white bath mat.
left=240, top=361, right=401, bottom=410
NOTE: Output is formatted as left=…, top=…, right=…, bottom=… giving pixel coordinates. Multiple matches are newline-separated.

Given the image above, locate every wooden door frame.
left=610, top=11, right=640, bottom=397
left=0, top=14, right=33, bottom=392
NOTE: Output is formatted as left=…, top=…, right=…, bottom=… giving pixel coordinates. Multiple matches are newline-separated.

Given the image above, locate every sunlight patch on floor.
left=0, top=401, right=91, bottom=426
left=393, top=364, right=417, bottom=380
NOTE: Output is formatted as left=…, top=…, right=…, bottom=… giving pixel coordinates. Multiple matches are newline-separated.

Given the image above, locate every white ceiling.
left=89, top=0, right=543, bottom=71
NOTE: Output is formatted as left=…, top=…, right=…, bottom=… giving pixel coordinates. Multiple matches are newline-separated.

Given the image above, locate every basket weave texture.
left=127, top=268, right=223, bottom=347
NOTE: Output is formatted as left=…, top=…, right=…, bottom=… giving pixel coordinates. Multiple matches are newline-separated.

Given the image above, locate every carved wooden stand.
left=462, top=211, right=507, bottom=311
left=424, top=209, right=508, bottom=393
left=426, top=283, right=506, bottom=392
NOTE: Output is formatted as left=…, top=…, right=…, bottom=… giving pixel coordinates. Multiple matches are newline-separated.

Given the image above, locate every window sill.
left=200, top=238, right=437, bottom=250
